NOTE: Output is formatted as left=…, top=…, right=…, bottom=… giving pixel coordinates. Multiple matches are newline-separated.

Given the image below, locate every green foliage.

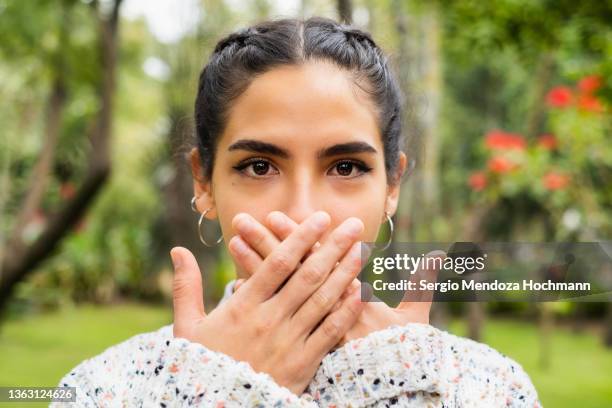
left=1, top=0, right=610, bottom=319
left=465, top=77, right=610, bottom=240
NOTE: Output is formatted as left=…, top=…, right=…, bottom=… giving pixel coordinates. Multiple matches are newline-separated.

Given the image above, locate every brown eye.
left=336, top=161, right=353, bottom=176
left=329, top=160, right=372, bottom=178
left=233, top=158, right=279, bottom=178
left=252, top=161, right=269, bottom=175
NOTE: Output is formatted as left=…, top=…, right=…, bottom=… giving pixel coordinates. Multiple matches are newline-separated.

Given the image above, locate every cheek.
left=320, top=212, right=384, bottom=254
left=212, top=174, right=278, bottom=237
left=328, top=183, right=388, bottom=242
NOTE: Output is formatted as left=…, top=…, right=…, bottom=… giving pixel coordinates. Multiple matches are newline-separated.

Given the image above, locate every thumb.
left=170, top=247, right=205, bottom=337
left=398, top=249, right=446, bottom=309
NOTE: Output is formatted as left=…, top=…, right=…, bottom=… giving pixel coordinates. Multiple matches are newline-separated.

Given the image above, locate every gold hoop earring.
left=197, top=207, right=223, bottom=247
left=375, top=211, right=394, bottom=252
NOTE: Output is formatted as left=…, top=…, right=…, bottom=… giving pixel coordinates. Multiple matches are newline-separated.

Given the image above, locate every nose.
left=283, top=173, right=323, bottom=226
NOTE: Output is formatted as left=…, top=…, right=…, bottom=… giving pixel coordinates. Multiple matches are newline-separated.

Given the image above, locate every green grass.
left=447, top=319, right=612, bottom=408
left=0, top=302, right=172, bottom=407
left=0, top=304, right=610, bottom=407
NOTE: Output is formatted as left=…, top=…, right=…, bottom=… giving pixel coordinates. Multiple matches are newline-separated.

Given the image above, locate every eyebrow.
left=227, top=139, right=378, bottom=159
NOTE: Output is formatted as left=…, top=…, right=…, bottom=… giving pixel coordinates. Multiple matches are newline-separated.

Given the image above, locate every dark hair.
left=194, top=16, right=406, bottom=185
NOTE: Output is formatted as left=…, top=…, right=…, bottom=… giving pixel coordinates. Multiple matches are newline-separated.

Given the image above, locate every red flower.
left=577, top=94, right=603, bottom=113
left=546, top=86, right=573, bottom=108
left=468, top=172, right=487, bottom=191
left=537, top=134, right=557, bottom=150
left=488, top=156, right=517, bottom=173
left=485, top=130, right=526, bottom=150
left=578, top=75, right=602, bottom=93
left=543, top=172, right=570, bottom=190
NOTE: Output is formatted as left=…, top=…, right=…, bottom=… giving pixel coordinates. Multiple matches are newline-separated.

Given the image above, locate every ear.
left=384, top=151, right=408, bottom=220
left=189, top=147, right=217, bottom=219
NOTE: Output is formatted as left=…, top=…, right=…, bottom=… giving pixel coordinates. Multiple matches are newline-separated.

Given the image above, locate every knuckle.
left=322, top=318, right=342, bottom=339
left=269, top=252, right=294, bottom=273
left=227, top=302, right=243, bottom=324
left=330, top=299, right=343, bottom=313
left=311, top=290, right=330, bottom=309
left=289, top=357, right=307, bottom=374
left=172, top=277, right=190, bottom=297
left=332, top=230, right=351, bottom=250
left=301, top=263, right=326, bottom=285
left=250, top=228, right=265, bottom=248
left=348, top=251, right=363, bottom=271
left=253, top=316, right=274, bottom=336
left=344, top=298, right=361, bottom=317
left=339, top=258, right=359, bottom=277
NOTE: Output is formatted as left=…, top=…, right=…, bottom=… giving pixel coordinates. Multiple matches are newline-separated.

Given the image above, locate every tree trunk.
left=0, top=0, right=123, bottom=321
left=467, top=302, right=485, bottom=341
left=392, top=0, right=420, bottom=244
left=6, top=77, right=66, bottom=257
left=462, top=203, right=495, bottom=341
left=337, top=0, right=352, bottom=24
left=418, top=4, right=442, bottom=238
left=539, top=302, right=553, bottom=370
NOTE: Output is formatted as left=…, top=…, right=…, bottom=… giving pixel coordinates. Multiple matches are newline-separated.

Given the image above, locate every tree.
left=337, top=0, right=353, bottom=24
left=0, top=0, right=123, bottom=319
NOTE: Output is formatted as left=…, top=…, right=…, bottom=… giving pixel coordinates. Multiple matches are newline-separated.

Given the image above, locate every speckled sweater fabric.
left=51, top=283, right=541, bottom=407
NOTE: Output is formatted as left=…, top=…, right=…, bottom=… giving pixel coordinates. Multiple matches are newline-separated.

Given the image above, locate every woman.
left=53, top=17, right=541, bottom=407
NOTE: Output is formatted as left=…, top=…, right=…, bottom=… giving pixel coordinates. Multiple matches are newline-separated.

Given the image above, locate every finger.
left=361, top=281, right=377, bottom=302
left=292, top=241, right=363, bottom=331
left=234, top=279, right=245, bottom=292
left=267, top=211, right=322, bottom=260
left=274, top=217, right=364, bottom=313
left=170, top=247, right=205, bottom=337
left=232, top=212, right=282, bottom=261
left=329, top=279, right=362, bottom=314
left=240, top=211, right=331, bottom=302
left=227, top=235, right=264, bottom=278
left=398, top=250, right=446, bottom=309
left=266, top=211, right=296, bottom=240
left=305, top=286, right=364, bottom=359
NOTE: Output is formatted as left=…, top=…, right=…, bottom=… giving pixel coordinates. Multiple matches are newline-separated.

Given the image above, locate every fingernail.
left=234, top=213, right=252, bottom=233
left=344, top=218, right=363, bottom=235
left=311, top=211, right=330, bottom=230
left=351, top=241, right=362, bottom=258
left=269, top=212, right=285, bottom=230
left=170, top=249, right=182, bottom=269
left=230, top=236, right=248, bottom=254
left=362, top=243, right=373, bottom=260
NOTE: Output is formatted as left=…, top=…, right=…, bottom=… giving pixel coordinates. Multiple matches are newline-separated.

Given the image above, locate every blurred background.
left=0, top=0, right=610, bottom=406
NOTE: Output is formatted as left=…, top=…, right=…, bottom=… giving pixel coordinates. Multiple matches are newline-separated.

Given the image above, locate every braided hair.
left=195, top=17, right=405, bottom=185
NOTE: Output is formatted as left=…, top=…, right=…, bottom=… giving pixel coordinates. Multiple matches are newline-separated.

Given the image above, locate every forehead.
left=218, top=61, right=381, bottom=149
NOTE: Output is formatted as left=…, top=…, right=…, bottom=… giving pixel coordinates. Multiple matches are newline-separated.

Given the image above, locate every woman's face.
left=192, top=61, right=406, bottom=276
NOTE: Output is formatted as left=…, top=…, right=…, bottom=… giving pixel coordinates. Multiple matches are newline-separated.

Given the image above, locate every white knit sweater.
left=51, top=282, right=541, bottom=407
